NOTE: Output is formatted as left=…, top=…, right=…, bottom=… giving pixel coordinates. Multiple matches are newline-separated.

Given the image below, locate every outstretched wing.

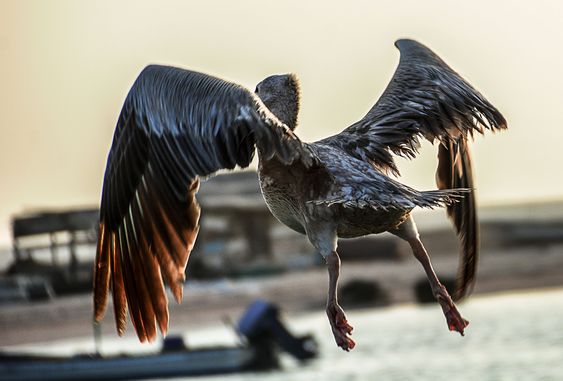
left=320, top=39, right=507, bottom=300
left=93, top=65, right=313, bottom=342
left=320, top=39, right=506, bottom=174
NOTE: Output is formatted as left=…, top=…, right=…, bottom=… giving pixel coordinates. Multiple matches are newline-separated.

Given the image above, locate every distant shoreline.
left=1, top=241, right=562, bottom=347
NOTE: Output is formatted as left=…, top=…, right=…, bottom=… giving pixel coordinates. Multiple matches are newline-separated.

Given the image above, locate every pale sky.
left=0, top=0, right=562, bottom=247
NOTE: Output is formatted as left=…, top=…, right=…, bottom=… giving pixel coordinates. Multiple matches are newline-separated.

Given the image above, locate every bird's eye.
left=254, top=86, right=259, bottom=93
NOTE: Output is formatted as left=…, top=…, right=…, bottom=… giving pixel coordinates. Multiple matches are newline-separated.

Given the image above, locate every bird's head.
left=255, top=74, right=301, bottom=131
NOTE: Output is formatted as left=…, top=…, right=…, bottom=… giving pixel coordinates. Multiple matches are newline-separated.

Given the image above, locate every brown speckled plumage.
left=94, top=39, right=507, bottom=350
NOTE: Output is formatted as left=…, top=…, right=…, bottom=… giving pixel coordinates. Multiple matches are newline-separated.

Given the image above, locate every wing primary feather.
left=453, top=142, right=478, bottom=300
left=437, top=139, right=479, bottom=301
left=137, top=229, right=170, bottom=335
left=123, top=213, right=158, bottom=341
left=146, top=174, right=191, bottom=265
left=184, top=179, right=201, bottom=252
left=154, top=200, right=189, bottom=268
left=111, top=231, right=128, bottom=336
left=93, top=222, right=110, bottom=322
left=117, top=226, right=148, bottom=342
left=130, top=188, right=170, bottom=335
left=138, top=179, right=185, bottom=303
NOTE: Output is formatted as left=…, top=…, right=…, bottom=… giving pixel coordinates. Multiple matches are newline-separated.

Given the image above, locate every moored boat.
left=0, top=300, right=317, bottom=381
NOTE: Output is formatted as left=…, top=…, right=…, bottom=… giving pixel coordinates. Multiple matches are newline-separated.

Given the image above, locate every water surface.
left=8, top=288, right=562, bottom=381
left=185, top=288, right=563, bottom=381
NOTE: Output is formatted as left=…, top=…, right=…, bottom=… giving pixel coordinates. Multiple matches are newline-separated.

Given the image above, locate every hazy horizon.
left=1, top=0, right=562, bottom=246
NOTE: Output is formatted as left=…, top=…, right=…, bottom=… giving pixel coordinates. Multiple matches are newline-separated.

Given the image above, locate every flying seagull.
left=93, top=39, right=507, bottom=351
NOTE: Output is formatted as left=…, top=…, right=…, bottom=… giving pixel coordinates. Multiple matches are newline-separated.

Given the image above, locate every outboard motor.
left=238, top=300, right=318, bottom=361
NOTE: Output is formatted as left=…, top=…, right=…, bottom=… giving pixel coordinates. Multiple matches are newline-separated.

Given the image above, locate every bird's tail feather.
left=417, top=188, right=471, bottom=209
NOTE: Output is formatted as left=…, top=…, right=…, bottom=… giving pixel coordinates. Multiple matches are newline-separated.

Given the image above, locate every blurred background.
left=0, top=1, right=562, bottom=380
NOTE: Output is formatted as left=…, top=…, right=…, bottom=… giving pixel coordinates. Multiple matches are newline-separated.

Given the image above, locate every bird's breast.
left=258, top=166, right=306, bottom=235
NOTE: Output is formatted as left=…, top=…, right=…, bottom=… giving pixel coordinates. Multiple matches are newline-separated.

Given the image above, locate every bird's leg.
left=392, top=216, right=468, bottom=335
left=305, top=224, right=354, bottom=350
left=409, top=238, right=469, bottom=335
left=325, top=250, right=355, bottom=351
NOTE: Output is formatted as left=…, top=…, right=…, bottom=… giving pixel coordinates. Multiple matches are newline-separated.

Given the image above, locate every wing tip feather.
left=93, top=222, right=111, bottom=322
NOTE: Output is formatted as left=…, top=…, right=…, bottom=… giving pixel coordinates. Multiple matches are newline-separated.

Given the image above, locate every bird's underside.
left=258, top=142, right=464, bottom=239
left=258, top=144, right=470, bottom=350
left=93, top=39, right=507, bottom=351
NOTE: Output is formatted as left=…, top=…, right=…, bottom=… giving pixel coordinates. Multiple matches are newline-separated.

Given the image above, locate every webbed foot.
left=436, top=286, right=469, bottom=335
left=326, top=301, right=356, bottom=351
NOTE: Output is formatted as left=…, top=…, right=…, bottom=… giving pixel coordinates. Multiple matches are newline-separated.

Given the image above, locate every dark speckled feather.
left=318, top=39, right=507, bottom=300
